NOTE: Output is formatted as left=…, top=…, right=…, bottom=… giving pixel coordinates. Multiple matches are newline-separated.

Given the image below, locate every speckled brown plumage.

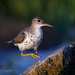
left=8, top=17, right=53, bottom=67
left=8, top=17, right=53, bottom=51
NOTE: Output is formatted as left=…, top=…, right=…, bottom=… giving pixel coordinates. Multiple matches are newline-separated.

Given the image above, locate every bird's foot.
left=21, top=51, right=40, bottom=58
left=21, top=51, right=40, bottom=68
left=30, top=53, right=40, bottom=58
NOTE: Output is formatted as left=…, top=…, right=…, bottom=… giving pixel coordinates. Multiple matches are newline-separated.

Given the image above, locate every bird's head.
left=31, top=17, right=54, bottom=28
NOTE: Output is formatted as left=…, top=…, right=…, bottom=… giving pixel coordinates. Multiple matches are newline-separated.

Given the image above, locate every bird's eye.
left=38, top=20, right=40, bottom=22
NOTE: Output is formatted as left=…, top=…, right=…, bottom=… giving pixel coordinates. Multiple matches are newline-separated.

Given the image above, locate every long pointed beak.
left=44, top=24, right=54, bottom=28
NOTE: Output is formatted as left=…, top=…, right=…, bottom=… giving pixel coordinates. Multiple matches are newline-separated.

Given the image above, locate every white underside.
left=14, top=28, right=43, bottom=51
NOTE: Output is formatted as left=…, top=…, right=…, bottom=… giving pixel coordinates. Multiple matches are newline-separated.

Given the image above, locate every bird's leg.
left=21, top=50, right=40, bottom=68
left=35, top=49, right=37, bottom=55
left=21, top=51, right=40, bottom=58
left=32, top=50, right=37, bottom=67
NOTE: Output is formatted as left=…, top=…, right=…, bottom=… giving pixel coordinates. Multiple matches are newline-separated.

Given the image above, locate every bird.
left=7, top=17, right=53, bottom=67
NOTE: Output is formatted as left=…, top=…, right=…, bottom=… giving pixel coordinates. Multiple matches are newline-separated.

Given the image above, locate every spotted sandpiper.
left=8, top=17, right=53, bottom=67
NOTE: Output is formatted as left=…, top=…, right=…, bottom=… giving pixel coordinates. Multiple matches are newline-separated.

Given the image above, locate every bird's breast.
left=16, top=28, right=43, bottom=51
left=28, top=28, right=43, bottom=46
left=33, top=27, right=43, bottom=39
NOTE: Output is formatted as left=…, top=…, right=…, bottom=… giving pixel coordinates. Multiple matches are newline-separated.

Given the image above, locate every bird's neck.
left=31, top=24, right=43, bottom=35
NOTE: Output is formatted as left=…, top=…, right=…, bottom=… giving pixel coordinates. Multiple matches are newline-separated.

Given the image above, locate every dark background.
left=0, top=0, right=75, bottom=75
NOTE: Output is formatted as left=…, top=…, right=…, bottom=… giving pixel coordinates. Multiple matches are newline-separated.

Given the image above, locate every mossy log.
left=21, top=42, right=75, bottom=75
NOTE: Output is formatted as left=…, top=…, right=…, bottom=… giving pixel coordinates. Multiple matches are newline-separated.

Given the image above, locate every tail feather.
left=7, top=40, right=13, bottom=44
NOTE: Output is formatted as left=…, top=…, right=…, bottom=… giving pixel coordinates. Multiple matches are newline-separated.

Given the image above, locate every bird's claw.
left=31, top=54, right=40, bottom=59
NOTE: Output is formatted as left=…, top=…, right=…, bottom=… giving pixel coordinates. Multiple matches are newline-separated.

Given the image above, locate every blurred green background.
left=0, top=0, right=75, bottom=75
left=0, top=0, right=75, bottom=47
left=0, top=0, right=75, bottom=22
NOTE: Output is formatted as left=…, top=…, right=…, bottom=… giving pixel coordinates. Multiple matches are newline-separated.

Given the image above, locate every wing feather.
left=13, top=31, right=25, bottom=43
